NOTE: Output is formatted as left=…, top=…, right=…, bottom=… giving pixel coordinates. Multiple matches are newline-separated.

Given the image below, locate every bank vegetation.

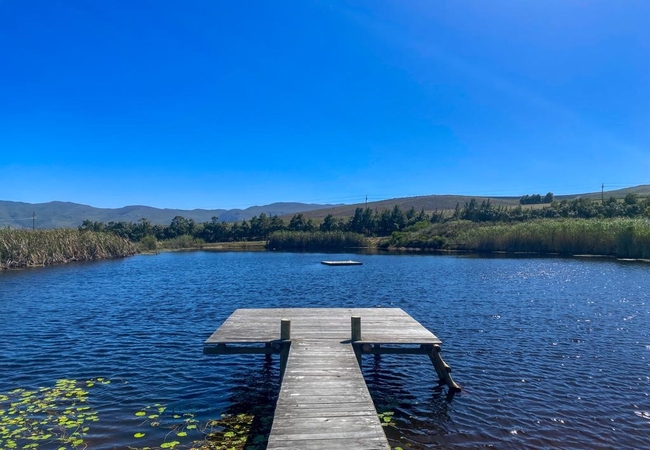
left=5, top=193, right=649, bottom=269
left=0, top=228, right=137, bottom=269
left=384, top=218, right=650, bottom=259
left=267, top=231, right=368, bottom=251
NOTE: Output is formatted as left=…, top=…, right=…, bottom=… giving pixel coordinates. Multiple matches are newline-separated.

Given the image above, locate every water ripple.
left=1, top=252, right=649, bottom=448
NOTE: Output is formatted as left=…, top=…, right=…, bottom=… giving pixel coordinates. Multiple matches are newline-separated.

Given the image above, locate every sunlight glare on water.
left=1, top=252, right=649, bottom=449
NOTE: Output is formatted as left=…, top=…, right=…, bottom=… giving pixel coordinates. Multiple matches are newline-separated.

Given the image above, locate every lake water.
left=1, top=251, right=649, bottom=449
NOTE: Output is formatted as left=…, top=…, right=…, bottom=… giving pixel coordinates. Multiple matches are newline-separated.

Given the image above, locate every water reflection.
left=363, top=354, right=455, bottom=449
left=1, top=252, right=649, bottom=448
left=218, top=356, right=281, bottom=448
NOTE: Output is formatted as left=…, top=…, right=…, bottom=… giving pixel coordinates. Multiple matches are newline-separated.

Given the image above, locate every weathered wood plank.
left=204, top=308, right=459, bottom=448
left=204, top=308, right=442, bottom=345
left=266, top=437, right=390, bottom=450
left=267, top=338, right=391, bottom=450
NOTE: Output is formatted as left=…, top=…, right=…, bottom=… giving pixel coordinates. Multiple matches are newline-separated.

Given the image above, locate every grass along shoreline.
left=4, top=217, right=650, bottom=270
left=383, top=218, right=650, bottom=259
left=0, top=229, right=137, bottom=270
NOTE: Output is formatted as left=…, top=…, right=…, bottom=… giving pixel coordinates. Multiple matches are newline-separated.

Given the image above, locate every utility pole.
left=365, top=195, right=368, bottom=209
left=601, top=183, right=604, bottom=204
left=32, top=212, right=35, bottom=230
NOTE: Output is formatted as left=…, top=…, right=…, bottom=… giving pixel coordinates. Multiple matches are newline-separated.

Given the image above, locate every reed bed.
left=267, top=231, right=368, bottom=251
left=455, top=218, right=650, bottom=258
left=158, top=235, right=205, bottom=249
left=0, top=229, right=137, bottom=269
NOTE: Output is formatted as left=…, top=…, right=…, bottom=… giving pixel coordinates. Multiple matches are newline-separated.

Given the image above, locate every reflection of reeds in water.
left=0, top=228, right=137, bottom=269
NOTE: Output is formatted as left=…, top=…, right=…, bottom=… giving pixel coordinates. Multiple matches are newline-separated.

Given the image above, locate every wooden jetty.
left=204, top=308, right=459, bottom=449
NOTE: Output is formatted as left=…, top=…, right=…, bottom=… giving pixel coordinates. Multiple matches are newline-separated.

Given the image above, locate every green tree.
left=250, top=213, right=271, bottom=240
left=79, top=219, right=105, bottom=232
left=230, top=220, right=251, bottom=241
left=288, top=214, right=310, bottom=232
left=132, top=218, right=153, bottom=241
left=268, top=215, right=286, bottom=234
left=201, top=217, right=229, bottom=242
left=391, top=205, right=406, bottom=231
left=168, top=216, right=190, bottom=238
left=320, top=214, right=341, bottom=232
left=624, top=193, right=638, bottom=205
left=377, top=209, right=394, bottom=234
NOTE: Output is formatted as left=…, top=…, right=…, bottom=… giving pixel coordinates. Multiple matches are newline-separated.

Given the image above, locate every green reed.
left=0, top=228, right=137, bottom=269
left=158, top=235, right=206, bottom=250
left=267, top=231, right=368, bottom=251
left=453, top=218, right=650, bottom=258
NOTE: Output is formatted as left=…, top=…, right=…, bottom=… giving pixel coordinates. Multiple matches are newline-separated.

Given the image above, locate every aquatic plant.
left=378, top=411, right=396, bottom=427
left=198, top=413, right=259, bottom=449
left=0, top=377, right=110, bottom=449
left=267, top=230, right=368, bottom=251
left=158, top=235, right=205, bottom=250
left=129, top=406, right=260, bottom=450
left=0, top=229, right=137, bottom=269
left=455, top=218, right=650, bottom=258
left=385, top=218, right=650, bottom=258
left=1, top=379, right=264, bottom=450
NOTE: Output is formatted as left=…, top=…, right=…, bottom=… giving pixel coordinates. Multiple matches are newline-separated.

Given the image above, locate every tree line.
left=79, top=194, right=650, bottom=244
left=78, top=204, right=426, bottom=243
left=454, top=194, right=650, bottom=222
left=520, top=192, right=554, bottom=204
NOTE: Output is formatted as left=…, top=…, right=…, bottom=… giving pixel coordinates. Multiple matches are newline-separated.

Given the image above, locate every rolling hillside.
left=2, top=185, right=648, bottom=229
left=0, top=201, right=339, bottom=229
left=290, top=185, right=650, bottom=221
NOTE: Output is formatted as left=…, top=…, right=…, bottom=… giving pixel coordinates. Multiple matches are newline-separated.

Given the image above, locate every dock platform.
left=204, top=308, right=459, bottom=449
left=321, top=260, right=363, bottom=266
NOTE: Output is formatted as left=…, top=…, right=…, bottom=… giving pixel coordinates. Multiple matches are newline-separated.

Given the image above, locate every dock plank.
left=205, top=308, right=442, bottom=345
left=267, top=330, right=390, bottom=450
left=203, top=308, right=458, bottom=449
left=267, top=337, right=390, bottom=450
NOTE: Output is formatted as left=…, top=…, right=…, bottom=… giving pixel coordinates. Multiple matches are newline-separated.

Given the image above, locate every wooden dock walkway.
left=204, top=308, right=459, bottom=449
left=267, top=338, right=388, bottom=449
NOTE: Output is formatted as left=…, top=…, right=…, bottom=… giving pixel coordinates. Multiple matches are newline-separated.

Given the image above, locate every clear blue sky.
left=1, top=0, right=648, bottom=209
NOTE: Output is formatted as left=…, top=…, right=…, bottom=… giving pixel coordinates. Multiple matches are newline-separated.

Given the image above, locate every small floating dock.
left=321, top=260, right=363, bottom=266
left=204, top=308, right=459, bottom=449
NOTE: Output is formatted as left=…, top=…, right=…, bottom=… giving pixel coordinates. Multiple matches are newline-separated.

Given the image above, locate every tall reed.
left=267, top=231, right=368, bottom=251
left=0, top=229, right=137, bottom=269
left=454, top=218, right=650, bottom=258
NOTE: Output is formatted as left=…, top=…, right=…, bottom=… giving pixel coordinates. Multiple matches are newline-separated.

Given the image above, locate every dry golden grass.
left=0, top=228, right=137, bottom=269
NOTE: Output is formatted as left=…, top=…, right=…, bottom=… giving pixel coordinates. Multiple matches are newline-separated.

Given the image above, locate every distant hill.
left=0, top=201, right=339, bottom=229
left=2, top=185, right=648, bottom=229
left=555, top=185, right=650, bottom=201
left=289, top=185, right=650, bottom=220
left=289, top=195, right=523, bottom=221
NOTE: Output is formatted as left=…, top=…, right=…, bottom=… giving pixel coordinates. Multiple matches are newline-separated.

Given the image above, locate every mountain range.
left=0, top=201, right=338, bottom=229
left=2, top=185, right=648, bottom=229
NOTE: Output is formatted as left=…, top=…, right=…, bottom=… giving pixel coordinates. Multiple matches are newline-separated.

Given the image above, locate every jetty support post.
left=351, top=316, right=362, bottom=368
left=426, top=344, right=461, bottom=393
left=279, top=319, right=291, bottom=379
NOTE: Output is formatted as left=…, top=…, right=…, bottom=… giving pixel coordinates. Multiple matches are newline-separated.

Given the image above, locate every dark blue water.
left=1, top=252, right=649, bottom=449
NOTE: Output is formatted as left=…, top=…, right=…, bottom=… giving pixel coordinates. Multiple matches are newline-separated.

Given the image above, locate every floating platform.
left=204, top=308, right=459, bottom=449
left=321, top=260, right=363, bottom=266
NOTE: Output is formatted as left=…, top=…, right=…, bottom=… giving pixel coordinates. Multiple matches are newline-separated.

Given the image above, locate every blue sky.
left=1, top=0, right=648, bottom=210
